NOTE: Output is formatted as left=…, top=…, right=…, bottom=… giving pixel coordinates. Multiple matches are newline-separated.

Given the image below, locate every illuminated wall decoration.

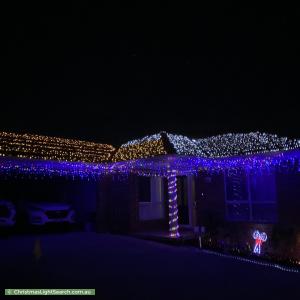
left=167, top=169, right=180, bottom=238
left=252, top=230, right=267, bottom=254
left=0, top=131, right=115, bottom=163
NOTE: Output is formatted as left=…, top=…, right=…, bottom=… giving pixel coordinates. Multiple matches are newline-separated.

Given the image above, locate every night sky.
left=1, top=3, right=299, bottom=146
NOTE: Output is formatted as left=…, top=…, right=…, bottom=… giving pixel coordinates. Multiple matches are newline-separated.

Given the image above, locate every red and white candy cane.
left=252, top=230, right=267, bottom=254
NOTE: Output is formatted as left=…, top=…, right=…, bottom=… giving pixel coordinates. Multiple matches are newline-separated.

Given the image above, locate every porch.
left=131, top=226, right=198, bottom=246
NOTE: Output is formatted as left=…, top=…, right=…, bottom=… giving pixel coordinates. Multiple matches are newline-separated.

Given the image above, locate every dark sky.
left=1, top=3, right=299, bottom=145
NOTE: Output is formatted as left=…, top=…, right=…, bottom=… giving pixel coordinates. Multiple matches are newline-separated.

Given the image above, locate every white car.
left=0, top=200, right=16, bottom=227
left=26, top=202, right=76, bottom=226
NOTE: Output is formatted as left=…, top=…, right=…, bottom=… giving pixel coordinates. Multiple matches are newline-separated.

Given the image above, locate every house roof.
left=0, top=131, right=116, bottom=163
left=166, top=132, right=300, bottom=158
left=112, top=131, right=300, bottom=161
left=0, top=130, right=300, bottom=178
left=112, top=133, right=169, bottom=162
left=1, top=130, right=299, bottom=165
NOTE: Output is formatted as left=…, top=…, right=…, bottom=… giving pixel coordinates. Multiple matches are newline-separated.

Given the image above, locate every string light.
left=112, top=134, right=167, bottom=162
left=201, top=249, right=300, bottom=274
left=121, top=134, right=162, bottom=147
left=0, top=157, right=111, bottom=180
left=0, top=131, right=300, bottom=180
left=1, top=131, right=299, bottom=264
left=0, top=131, right=115, bottom=163
left=1, top=149, right=300, bottom=180
left=167, top=132, right=300, bottom=158
left=253, top=230, right=268, bottom=255
left=167, top=169, right=180, bottom=238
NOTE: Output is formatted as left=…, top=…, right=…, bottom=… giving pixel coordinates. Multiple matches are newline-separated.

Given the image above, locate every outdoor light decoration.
left=112, top=134, right=167, bottom=162
left=121, top=134, right=163, bottom=147
left=167, top=169, right=180, bottom=238
left=202, top=249, right=300, bottom=274
left=112, top=131, right=300, bottom=164
left=0, top=157, right=112, bottom=180
left=252, top=230, right=268, bottom=254
left=0, top=131, right=300, bottom=179
left=167, top=132, right=300, bottom=158
left=1, top=148, right=300, bottom=180
left=0, top=131, right=115, bottom=163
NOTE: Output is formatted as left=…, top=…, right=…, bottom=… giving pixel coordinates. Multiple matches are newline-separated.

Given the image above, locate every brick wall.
left=96, top=175, right=138, bottom=234
left=195, top=171, right=300, bottom=261
left=195, top=172, right=226, bottom=229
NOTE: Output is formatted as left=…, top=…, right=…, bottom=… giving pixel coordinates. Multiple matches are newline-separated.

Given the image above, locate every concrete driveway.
left=0, top=232, right=299, bottom=299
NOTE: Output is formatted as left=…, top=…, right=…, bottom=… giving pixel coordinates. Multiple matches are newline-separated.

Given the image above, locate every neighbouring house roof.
left=112, top=131, right=300, bottom=161
left=0, top=131, right=116, bottom=163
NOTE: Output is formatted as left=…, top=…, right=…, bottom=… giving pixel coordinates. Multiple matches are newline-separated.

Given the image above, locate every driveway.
left=0, top=232, right=299, bottom=299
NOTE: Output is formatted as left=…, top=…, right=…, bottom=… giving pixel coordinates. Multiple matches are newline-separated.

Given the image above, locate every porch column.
left=167, top=169, right=180, bottom=238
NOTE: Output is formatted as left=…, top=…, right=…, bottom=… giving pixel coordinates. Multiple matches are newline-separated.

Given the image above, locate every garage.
left=0, top=176, right=99, bottom=232
left=0, top=131, right=115, bottom=233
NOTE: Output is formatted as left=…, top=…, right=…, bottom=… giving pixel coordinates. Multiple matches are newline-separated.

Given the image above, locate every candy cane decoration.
left=252, top=230, right=267, bottom=254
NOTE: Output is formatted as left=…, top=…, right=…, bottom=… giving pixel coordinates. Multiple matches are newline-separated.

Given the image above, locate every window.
left=138, top=177, right=165, bottom=221
left=225, top=169, right=277, bottom=222
left=227, top=203, right=250, bottom=221
left=138, top=176, right=151, bottom=202
left=226, top=169, right=248, bottom=201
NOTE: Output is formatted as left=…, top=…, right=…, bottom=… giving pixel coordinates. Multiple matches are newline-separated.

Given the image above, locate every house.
left=1, top=130, right=300, bottom=262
